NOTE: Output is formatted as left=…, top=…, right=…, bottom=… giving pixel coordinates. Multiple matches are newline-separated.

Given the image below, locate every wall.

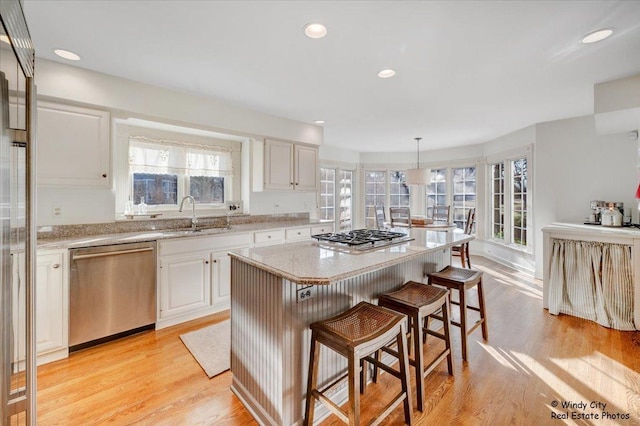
left=34, top=59, right=323, bottom=225
left=533, top=115, right=636, bottom=278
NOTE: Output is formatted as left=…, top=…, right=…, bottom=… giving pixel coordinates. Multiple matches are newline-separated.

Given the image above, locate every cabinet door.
left=211, top=251, right=232, bottom=309
left=295, top=145, right=318, bottom=191
left=36, top=252, right=67, bottom=355
left=37, top=102, right=110, bottom=187
left=264, top=139, right=294, bottom=190
left=159, top=253, right=211, bottom=319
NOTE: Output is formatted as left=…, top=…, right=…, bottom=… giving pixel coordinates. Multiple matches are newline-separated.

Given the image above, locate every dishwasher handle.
left=72, top=247, right=154, bottom=261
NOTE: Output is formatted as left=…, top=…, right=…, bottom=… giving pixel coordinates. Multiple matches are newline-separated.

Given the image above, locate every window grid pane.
left=491, top=163, right=505, bottom=240
left=426, top=168, right=447, bottom=218
left=511, top=158, right=527, bottom=246
left=365, top=171, right=386, bottom=228
left=133, top=173, right=178, bottom=205
left=452, top=167, right=476, bottom=229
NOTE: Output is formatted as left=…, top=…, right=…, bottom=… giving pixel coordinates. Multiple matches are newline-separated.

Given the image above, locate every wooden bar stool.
left=303, top=301, right=413, bottom=426
left=374, top=281, right=454, bottom=412
left=427, top=266, right=488, bottom=361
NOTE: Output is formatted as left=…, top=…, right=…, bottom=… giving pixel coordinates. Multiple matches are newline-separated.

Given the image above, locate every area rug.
left=180, top=320, right=230, bottom=378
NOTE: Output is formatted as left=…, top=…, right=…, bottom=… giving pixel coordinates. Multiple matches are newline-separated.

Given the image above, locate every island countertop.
left=228, top=228, right=472, bottom=285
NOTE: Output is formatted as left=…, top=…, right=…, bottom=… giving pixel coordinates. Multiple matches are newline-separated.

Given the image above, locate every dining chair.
left=432, top=205, right=451, bottom=223
left=452, top=208, right=476, bottom=268
left=389, top=207, right=411, bottom=228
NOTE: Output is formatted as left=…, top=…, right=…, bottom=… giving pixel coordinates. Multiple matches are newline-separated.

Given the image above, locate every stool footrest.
left=370, top=392, right=408, bottom=426
left=363, top=353, right=402, bottom=380
left=312, top=389, right=349, bottom=424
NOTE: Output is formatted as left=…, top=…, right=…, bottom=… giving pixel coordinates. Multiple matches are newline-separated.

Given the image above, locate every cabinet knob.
left=267, top=235, right=271, bottom=239
left=102, top=173, right=107, bottom=178
left=52, top=264, right=60, bottom=269
left=205, top=260, right=209, bottom=264
left=290, top=182, right=294, bottom=185
left=295, top=182, right=299, bottom=186
left=297, top=232, right=301, bottom=235
left=213, top=259, right=217, bottom=263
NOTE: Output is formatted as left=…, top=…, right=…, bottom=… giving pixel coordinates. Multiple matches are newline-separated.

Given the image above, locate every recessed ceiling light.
left=314, top=120, right=325, bottom=125
left=0, top=35, right=10, bottom=45
left=378, top=69, right=396, bottom=79
left=54, top=48, right=81, bottom=61
left=304, top=23, right=327, bottom=39
left=580, top=28, right=613, bottom=44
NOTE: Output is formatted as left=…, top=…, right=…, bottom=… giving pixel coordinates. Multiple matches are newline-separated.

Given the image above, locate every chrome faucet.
left=179, top=195, right=198, bottom=230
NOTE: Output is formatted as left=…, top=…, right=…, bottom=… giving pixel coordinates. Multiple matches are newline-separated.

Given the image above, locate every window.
left=389, top=171, right=409, bottom=208
left=128, top=136, right=233, bottom=209
left=338, top=170, right=353, bottom=231
left=489, top=156, right=530, bottom=249
left=364, top=171, right=386, bottom=228
left=452, top=167, right=476, bottom=230
left=426, top=168, right=447, bottom=218
left=491, top=163, right=505, bottom=240
left=319, top=168, right=335, bottom=222
left=512, top=158, right=527, bottom=246
left=320, top=167, right=354, bottom=231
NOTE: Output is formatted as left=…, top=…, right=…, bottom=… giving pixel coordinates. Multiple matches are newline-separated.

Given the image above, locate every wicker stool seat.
left=375, top=281, right=454, bottom=412
left=304, top=301, right=413, bottom=426
left=427, top=266, right=488, bottom=361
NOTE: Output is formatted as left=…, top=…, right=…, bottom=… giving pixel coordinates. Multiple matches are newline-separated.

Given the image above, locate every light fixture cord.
left=415, top=137, right=422, bottom=169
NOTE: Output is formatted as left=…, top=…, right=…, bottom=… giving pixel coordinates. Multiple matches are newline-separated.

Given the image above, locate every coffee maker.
left=589, top=200, right=605, bottom=223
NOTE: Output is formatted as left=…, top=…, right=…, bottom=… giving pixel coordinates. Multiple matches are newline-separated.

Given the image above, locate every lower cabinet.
left=159, top=252, right=211, bottom=321
left=13, top=250, right=69, bottom=365
left=156, top=232, right=253, bottom=329
left=36, top=251, right=68, bottom=358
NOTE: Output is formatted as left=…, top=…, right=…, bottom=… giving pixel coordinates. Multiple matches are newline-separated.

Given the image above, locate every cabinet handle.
left=52, top=264, right=60, bottom=269
left=102, top=173, right=107, bottom=178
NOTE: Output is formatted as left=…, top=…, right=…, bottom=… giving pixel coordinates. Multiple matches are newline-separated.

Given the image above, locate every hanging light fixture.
left=405, top=137, right=430, bottom=185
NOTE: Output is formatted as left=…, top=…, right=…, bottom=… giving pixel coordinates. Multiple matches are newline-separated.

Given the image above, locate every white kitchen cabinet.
left=211, top=250, right=232, bottom=309
left=294, top=144, right=319, bottom=191
left=285, top=227, right=311, bottom=242
left=254, top=228, right=286, bottom=246
left=311, top=224, right=334, bottom=236
left=257, top=138, right=318, bottom=192
left=37, top=102, right=110, bottom=187
left=158, top=252, right=211, bottom=321
left=35, top=250, right=69, bottom=363
left=157, top=232, right=253, bottom=328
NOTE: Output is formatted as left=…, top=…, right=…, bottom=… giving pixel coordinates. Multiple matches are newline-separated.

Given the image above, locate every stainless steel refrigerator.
left=1, top=2, right=36, bottom=424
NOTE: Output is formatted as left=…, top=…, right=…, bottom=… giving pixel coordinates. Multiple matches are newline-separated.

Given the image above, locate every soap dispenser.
left=138, top=197, right=148, bottom=215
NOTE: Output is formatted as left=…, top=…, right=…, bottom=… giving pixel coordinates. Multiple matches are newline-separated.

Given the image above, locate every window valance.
left=129, top=136, right=233, bottom=177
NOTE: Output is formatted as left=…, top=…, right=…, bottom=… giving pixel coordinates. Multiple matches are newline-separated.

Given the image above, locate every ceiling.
left=21, top=0, right=640, bottom=152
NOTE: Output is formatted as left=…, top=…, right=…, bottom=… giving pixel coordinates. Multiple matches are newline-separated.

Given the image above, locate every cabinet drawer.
left=160, top=232, right=253, bottom=256
left=286, top=227, right=311, bottom=241
left=254, top=229, right=285, bottom=245
left=311, top=224, right=334, bottom=235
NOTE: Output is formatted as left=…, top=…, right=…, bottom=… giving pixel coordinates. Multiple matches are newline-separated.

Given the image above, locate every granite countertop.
left=228, top=227, right=473, bottom=285
left=37, top=219, right=328, bottom=250
left=542, top=222, right=640, bottom=238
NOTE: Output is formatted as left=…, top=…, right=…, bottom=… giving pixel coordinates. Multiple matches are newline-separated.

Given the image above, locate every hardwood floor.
left=37, top=256, right=640, bottom=425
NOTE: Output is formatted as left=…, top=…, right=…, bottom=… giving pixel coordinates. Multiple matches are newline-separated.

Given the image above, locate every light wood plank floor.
left=37, top=256, right=640, bottom=425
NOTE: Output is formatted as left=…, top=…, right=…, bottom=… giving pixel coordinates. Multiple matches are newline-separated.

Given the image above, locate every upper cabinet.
left=254, top=138, right=318, bottom=192
left=37, top=102, right=110, bottom=187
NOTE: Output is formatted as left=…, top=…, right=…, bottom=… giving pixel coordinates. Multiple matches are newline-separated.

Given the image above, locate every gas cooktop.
left=311, top=229, right=414, bottom=252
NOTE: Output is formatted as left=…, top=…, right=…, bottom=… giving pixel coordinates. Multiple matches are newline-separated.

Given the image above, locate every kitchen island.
left=228, top=228, right=472, bottom=425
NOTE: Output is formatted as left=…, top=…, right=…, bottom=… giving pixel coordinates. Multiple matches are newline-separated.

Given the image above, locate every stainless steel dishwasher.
left=69, top=241, right=156, bottom=351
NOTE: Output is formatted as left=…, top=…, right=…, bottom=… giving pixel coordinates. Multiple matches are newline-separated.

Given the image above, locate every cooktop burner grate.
left=312, top=229, right=410, bottom=246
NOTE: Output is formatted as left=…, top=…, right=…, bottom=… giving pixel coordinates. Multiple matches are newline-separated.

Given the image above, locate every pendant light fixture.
left=405, top=137, right=430, bottom=185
